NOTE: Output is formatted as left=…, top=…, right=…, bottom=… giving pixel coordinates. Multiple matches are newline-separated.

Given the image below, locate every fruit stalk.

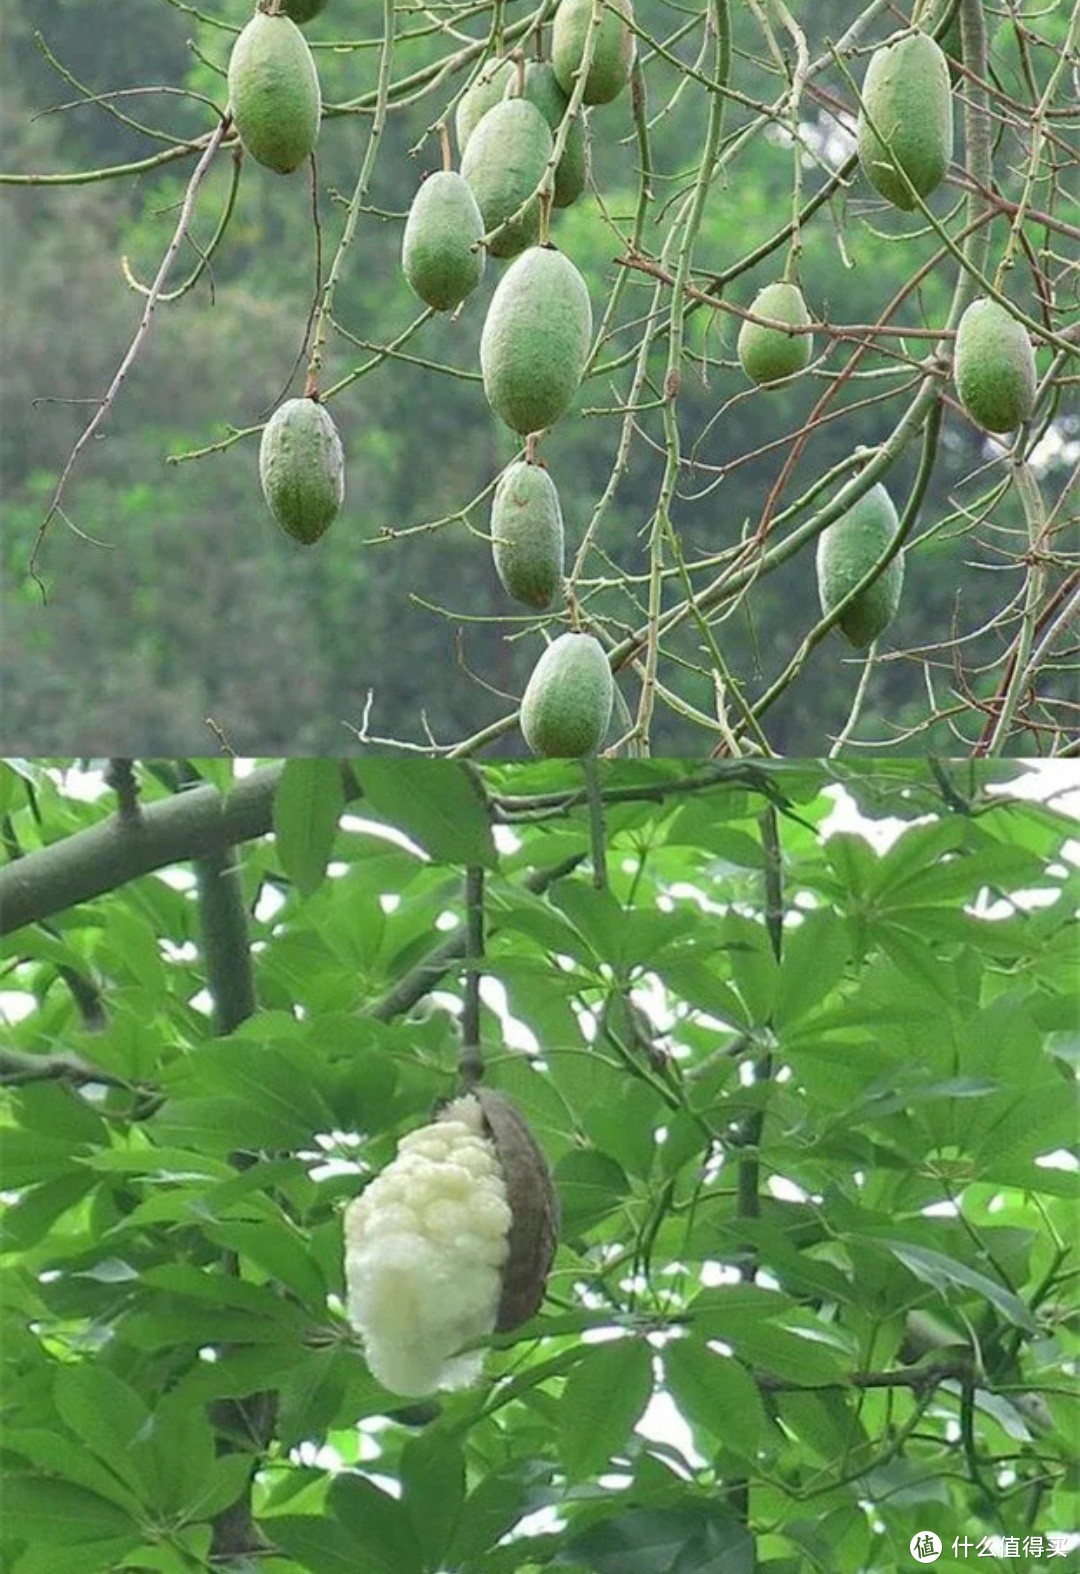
left=307, top=0, right=395, bottom=391
left=635, top=0, right=730, bottom=750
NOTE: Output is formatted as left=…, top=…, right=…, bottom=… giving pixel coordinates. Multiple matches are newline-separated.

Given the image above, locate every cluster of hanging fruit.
left=224, top=3, right=1041, bottom=737
left=397, top=0, right=635, bottom=760
left=742, top=26, right=1037, bottom=651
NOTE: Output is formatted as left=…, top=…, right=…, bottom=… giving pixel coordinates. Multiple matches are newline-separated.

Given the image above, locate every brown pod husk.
left=476, top=1089, right=559, bottom=1332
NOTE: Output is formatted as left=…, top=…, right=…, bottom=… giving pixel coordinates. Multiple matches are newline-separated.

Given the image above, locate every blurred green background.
left=1, top=0, right=1073, bottom=755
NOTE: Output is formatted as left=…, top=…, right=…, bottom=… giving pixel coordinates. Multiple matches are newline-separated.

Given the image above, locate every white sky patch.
left=1035, top=1150, right=1079, bottom=1172
left=51, top=763, right=110, bottom=802
left=767, top=1175, right=809, bottom=1204
left=0, top=992, right=37, bottom=1025
left=922, top=1199, right=960, bottom=1218
left=159, top=939, right=197, bottom=963
left=156, top=866, right=196, bottom=893
left=341, top=813, right=429, bottom=862
left=636, top=1389, right=707, bottom=1469
left=478, top=975, right=539, bottom=1055
left=492, top=824, right=522, bottom=855
left=255, top=883, right=287, bottom=923
left=189, top=988, right=213, bottom=1018
left=819, top=784, right=932, bottom=851
left=502, top=1504, right=566, bottom=1542
left=666, top=880, right=730, bottom=915
left=700, top=1261, right=744, bottom=1288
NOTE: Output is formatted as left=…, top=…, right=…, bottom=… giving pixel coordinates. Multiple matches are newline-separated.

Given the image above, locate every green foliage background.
left=1, top=1, right=1074, bottom=754
left=0, top=756, right=1077, bottom=1571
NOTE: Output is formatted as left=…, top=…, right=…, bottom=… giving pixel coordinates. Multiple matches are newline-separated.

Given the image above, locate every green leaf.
left=1, top=1425, right=146, bottom=1516
left=0, top=1170, right=97, bottom=1250
left=554, top=1150, right=631, bottom=1234
left=53, top=1364, right=152, bottom=1495
left=722, top=915, right=778, bottom=1027
left=351, top=760, right=496, bottom=868
left=0, top=1130, right=85, bottom=1188
left=447, top=1469, right=530, bottom=1563
left=267, top=1515, right=376, bottom=1574
left=663, top=1339, right=769, bottom=1463
left=774, top=910, right=849, bottom=1027
left=558, top=1336, right=653, bottom=1479
left=876, top=1239, right=1038, bottom=1333
left=401, top=1432, right=466, bottom=1568
left=273, top=758, right=346, bottom=896
left=776, top=1388, right=870, bottom=1463
left=724, top=1320, right=849, bottom=1387
left=330, top=1473, right=423, bottom=1574
left=881, top=841, right=1047, bottom=908
left=582, top=1080, right=662, bottom=1179
left=203, top=1219, right=327, bottom=1310
left=564, top=1505, right=755, bottom=1574
left=0, top=1475, right=140, bottom=1547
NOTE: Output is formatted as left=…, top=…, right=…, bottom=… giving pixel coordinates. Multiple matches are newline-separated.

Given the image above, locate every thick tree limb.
left=0, top=1047, right=131, bottom=1089
left=0, top=766, right=292, bottom=937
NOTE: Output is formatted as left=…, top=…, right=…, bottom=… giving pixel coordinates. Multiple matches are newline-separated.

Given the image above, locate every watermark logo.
left=910, top=1532, right=943, bottom=1563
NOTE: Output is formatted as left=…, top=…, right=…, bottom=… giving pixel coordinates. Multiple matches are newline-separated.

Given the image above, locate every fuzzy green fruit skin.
left=737, top=282, right=813, bottom=385
left=816, top=483, right=904, bottom=648
left=521, top=63, right=589, bottom=208
left=552, top=0, right=635, bottom=106
left=402, top=172, right=485, bottom=311
left=281, top=0, right=328, bottom=23
left=954, top=298, right=1036, bottom=433
left=491, top=462, right=565, bottom=609
left=228, top=13, right=320, bottom=174
left=481, top=247, right=593, bottom=435
left=857, top=33, right=952, bottom=210
left=461, top=99, right=553, bottom=259
left=455, top=58, right=515, bottom=155
left=259, top=398, right=344, bottom=545
left=521, top=633, right=613, bottom=757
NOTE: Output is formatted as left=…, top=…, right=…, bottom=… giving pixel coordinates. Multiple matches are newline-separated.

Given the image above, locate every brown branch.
left=0, top=1047, right=133, bottom=1089
left=26, top=113, right=232, bottom=594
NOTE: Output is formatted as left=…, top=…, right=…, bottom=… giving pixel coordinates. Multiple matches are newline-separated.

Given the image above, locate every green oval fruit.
left=737, top=281, right=813, bottom=385
left=259, top=398, right=344, bottom=545
left=228, top=13, right=320, bottom=174
left=552, top=0, right=635, bottom=106
left=521, top=632, right=613, bottom=757
left=281, top=0, right=328, bottom=23
left=481, top=246, right=593, bottom=435
left=816, top=483, right=904, bottom=648
left=954, top=298, right=1036, bottom=433
left=402, top=172, right=485, bottom=311
left=857, top=32, right=952, bottom=209
left=520, top=63, right=589, bottom=209
left=455, top=57, right=515, bottom=155
left=491, top=461, right=565, bottom=609
left=461, top=99, right=553, bottom=259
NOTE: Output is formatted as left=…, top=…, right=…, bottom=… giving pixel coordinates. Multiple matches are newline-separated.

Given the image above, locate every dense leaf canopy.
left=1, top=757, right=1077, bottom=1571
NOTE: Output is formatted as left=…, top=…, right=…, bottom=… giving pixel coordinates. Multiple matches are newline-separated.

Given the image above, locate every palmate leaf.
left=350, top=759, right=497, bottom=868
left=562, top=1505, right=756, bottom=1574
left=2, top=757, right=1076, bottom=1574
left=274, top=758, right=346, bottom=897
left=875, top=1239, right=1039, bottom=1333
left=0, top=1474, right=143, bottom=1549
left=400, top=1431, right=466, bottom=1568
left=663, top=1338, right=771, bottom=1463
left=558, top=1336, right=654, bottom=1479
